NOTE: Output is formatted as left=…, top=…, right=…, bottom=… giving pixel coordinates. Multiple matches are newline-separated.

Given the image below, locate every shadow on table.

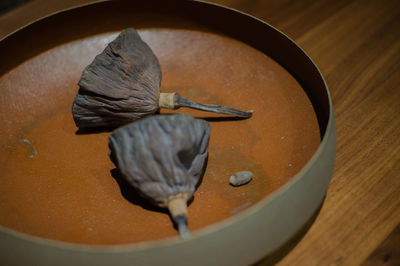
left=0, top=0, right=30, bottom=15
left=254, top=197, right=325, bottom=266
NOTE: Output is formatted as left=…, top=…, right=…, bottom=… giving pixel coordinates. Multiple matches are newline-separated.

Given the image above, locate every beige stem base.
left=158, top=92, right=177, bottom=110
left=167, top=195, right=188, bottom=218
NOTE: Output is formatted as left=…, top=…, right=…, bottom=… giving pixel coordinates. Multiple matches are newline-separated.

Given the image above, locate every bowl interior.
left=0, top=3, right=320, bottom=245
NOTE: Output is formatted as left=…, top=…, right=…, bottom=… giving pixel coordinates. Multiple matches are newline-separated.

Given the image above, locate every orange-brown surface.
left=0, top=29, right=319, bottom=244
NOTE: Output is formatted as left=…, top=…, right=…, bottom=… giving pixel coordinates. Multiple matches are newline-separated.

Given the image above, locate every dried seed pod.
left=72, top=28, right=161, bottom=129
left=229, top=171, right=253, bottom=186
left=108, top=114, right=210, bottom=238
left=72, top=28, right=252, bottom=129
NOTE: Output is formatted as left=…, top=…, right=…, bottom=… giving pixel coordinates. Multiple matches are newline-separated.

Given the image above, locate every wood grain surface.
left=1, top=0, right=399, bottom=265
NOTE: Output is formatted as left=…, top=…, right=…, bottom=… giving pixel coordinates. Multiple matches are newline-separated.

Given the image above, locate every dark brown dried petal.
left=72, top=28, right=161, bottom=129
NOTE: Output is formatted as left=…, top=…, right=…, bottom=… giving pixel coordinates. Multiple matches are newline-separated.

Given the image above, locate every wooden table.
left=1, top=0, right=399, bottom=265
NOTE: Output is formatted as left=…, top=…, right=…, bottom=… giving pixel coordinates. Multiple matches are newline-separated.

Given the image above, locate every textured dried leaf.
left=72, top=28, right=161, bottom=128
left=108, top=114, right=210, bottom=207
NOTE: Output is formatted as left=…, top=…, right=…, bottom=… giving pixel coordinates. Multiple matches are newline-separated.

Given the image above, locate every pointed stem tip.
left=175, top=215, right=191, bottom=239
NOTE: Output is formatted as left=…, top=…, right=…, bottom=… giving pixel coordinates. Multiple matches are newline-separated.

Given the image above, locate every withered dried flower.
left=108, top=114, right=210, bottom=238
left=72, top=28, right=252, bottom=129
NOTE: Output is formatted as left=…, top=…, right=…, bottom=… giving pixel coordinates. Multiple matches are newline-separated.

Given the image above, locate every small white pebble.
left=230, top=171, right=253, bottom=187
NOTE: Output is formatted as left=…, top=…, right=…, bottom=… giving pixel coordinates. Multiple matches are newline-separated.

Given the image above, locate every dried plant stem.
left=159, top=92, right=253, bottom=118
left=168, top=196, right=190, bottom=239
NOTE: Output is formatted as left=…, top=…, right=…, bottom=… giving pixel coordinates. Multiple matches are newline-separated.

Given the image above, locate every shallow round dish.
left=0, top=0, right=336, bottom=265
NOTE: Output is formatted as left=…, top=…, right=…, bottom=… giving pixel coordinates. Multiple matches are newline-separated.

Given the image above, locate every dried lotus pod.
left=108, top=114, right=210, bottom=238
left=72, top=28, right=252, bottom=129
left=72, top=28, right=161, bottom=129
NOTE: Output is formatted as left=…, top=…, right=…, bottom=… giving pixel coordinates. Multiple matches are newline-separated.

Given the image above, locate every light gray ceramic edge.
left=0, top=1, right=336, bottom=265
